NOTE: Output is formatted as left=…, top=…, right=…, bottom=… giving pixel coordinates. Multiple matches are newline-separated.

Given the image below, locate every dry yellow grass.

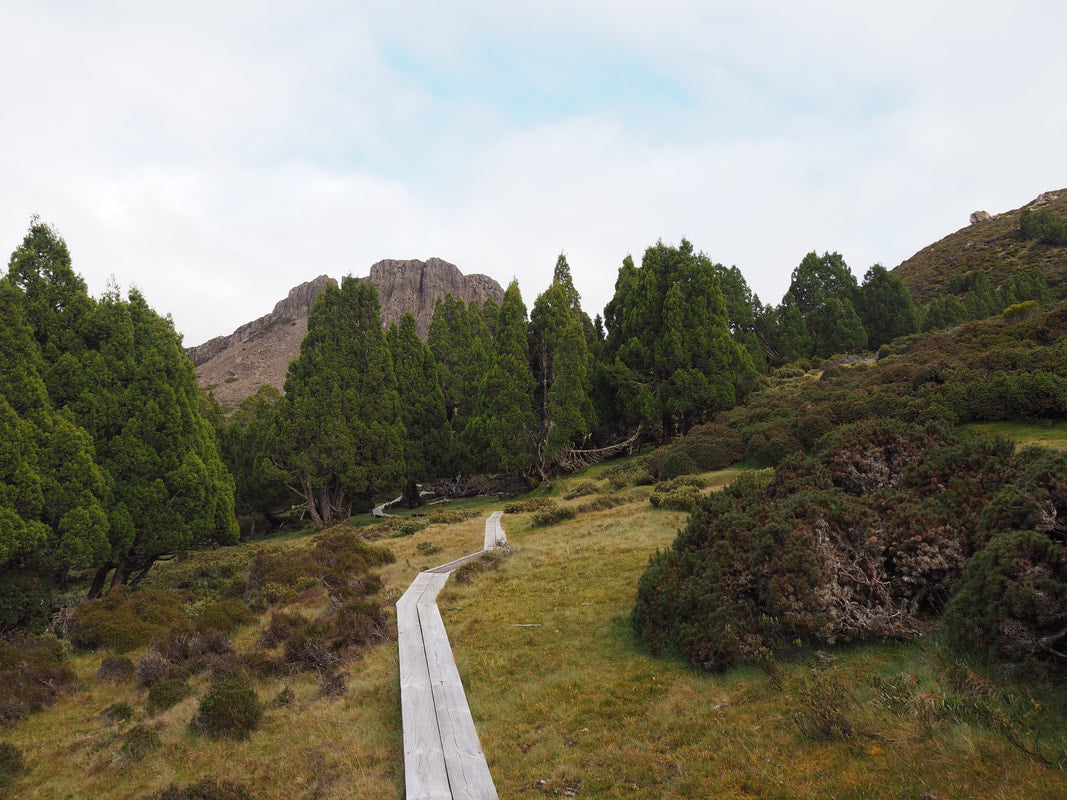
left=5, top=466, right=1066, bottom=799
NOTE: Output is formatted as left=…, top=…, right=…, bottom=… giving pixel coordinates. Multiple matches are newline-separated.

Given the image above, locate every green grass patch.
left=963, top=418, right=1067, bottom=451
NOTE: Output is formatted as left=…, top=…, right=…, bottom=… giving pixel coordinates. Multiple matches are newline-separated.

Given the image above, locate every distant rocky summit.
left=188, top=259, right=503, bottom=408
left=371, top=257, right=503, bottom=338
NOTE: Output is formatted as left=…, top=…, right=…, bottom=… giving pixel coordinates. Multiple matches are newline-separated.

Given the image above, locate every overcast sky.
left=2, top=1, right=1065, bottom=346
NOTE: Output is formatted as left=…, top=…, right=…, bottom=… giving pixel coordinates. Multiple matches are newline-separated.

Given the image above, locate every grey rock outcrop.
left=187, top=260, right=504, bottom=408
left=969, top=210, right=992, bottom=224
left=367, top=257, right=503, bottom=338
left=186, top=275, right=336, bottom=367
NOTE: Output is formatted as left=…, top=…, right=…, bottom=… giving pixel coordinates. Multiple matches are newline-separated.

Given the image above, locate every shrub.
left=244, top=528, right=394, bottom=610
left=563, top=481, right=598, bottom=500
left=0, top=742, right=25, bottom=790
left=502, top=497, right=556, bottom=514
left=147, top=778, right=254, bottom=800
left=942, top=530, right=1067, bottom=677
left=100, top=701, right=134, bottom=724
left=68, top=589, right=187, bottom=653
left=192, top=600, right=253, bottom=635
left=146, top=678, right=192, bottom=715
left=531, top=501, right=577, bottom=527
left=136, top=651, right=171, bottom=688
left=415, top=540, right=443, bottom=556
left=649, top=484, right=703, bottom=512
left=96, top=654, right=136, bottom=683
left=68, top=597, right=154, bottom=653
left=192, top=673, right=263, bottom=740
left=119, top=724, right=161, bottom=763
left=0, top=633, right=76, bottom=723
left=575, top=495, right=627, bottom=514
left=454, top=550, right=507, bottom=585
left=633, top=421, right=1023, bottom=671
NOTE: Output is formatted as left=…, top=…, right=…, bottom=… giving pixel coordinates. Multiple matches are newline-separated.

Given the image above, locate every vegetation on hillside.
left=3, top=195, right=1067, bottom=797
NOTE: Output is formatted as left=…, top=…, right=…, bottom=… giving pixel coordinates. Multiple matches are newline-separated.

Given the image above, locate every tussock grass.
left=5, top=468, right=1066, bottom=798
left=436, top=468, right=1067, bottom=799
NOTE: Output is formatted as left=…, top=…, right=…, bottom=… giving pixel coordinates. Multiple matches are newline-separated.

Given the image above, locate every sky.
left=2, top=1, right=1065, bottom=346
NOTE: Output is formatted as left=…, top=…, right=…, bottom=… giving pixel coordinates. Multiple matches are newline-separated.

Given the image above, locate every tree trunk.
left=404, top=479, right=422, bottom=509
left=109, top=554, right=133, bottom=590
left=88, top=563, right=113, bottom=599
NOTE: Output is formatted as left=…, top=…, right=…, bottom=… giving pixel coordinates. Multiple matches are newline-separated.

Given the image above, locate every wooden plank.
left=398, top=574, right=451, bottom=800
left=419, top=600, right=498, bottom=800
left=397, top=512, right=506, bottom=800
left=483, top=510, right=505, bottom=551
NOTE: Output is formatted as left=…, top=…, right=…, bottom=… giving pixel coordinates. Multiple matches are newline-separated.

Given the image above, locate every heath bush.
left=191, top=673, right=263, bottom=740
left=146, top=678, right=192, bottom=715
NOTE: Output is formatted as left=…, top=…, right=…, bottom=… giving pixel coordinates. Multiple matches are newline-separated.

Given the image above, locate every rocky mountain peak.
left=368, top=257, right=503, bottom=338
left=188, top=260, right=503, bottom=408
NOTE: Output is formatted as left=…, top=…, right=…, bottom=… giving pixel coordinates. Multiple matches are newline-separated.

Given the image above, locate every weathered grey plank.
left=398, top=573, right=452, bottom=799
left=397, top=512, right=505, bottom=800
left=483, top=510, right=506, bottom=551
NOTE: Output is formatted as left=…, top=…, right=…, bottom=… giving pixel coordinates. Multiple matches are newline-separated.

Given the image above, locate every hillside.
left=893, top=189, right=1067, bottom=305
left=187, top=258, right=503, bottom=409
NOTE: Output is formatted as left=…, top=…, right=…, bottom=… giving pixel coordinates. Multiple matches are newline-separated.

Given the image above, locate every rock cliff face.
left=188, top=260, right=503, bottom=409
left=370, top=257, right=504, bottom=338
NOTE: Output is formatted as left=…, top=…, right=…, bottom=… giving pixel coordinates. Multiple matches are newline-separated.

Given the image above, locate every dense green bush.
left=633, top=420, right=1053, bottom=672
left=68, top=589, right=188, bottom=653
left=530, top=500, right=577, bottom=527
left=191, top=673, right=262, bottom=740
left=191, top=600, right=253, bottom=635
left=942, top=530, right=1067, bottom=677
left=146, top=678, right=192, bottom=715
left=648, top=422, right=744, bottom=479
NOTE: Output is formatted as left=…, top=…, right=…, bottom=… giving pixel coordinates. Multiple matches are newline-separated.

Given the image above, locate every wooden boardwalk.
left=397, top=511, right=504, bottom=800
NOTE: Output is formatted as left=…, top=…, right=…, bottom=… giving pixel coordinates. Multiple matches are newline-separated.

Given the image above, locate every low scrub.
left=146, top=678, right=192, bottom=715
left=531, top=500, right=577, bottom=527
left=68, top=589, right=188, bottom=653
left=191, top=672, right=262, bottom=741
left=0, top=633, right=76, bottom=723
left=634, top=419, right=1066, bottom=674
left=0, top=742, right=25, bottom=798
left=118, top=724, right=162, bottom=763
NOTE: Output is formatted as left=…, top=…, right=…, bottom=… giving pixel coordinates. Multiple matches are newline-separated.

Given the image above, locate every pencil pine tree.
left=279, top=277, right=404, bottom=527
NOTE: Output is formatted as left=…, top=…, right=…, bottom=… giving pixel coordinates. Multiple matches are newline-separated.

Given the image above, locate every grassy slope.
left=6, top=460, right=1067, bottom=799
left=892, top=189, right=1067, bottom=305
left=446, top=464, right=1067, bottom=800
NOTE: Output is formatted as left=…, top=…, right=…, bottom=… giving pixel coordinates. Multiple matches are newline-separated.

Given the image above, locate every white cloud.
left=1, top=2, right=1065, bottom=344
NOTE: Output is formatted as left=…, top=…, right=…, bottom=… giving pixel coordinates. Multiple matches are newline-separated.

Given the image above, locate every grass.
left=5, top=461, right=1066, bottom=798
left=962, top=418, right=1067, bottom=451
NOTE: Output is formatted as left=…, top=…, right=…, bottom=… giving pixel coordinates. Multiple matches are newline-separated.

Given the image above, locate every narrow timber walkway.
left=396, top=511, right=505, bottom=800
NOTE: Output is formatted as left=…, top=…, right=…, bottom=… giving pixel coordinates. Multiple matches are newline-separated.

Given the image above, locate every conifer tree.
left=778, top=251, right=867, bottom=360
left=604, top=240, right=757, bottom=439
left=0, top=279, right=108, bottom=626
left=6, top=221, right=236, bottom=597
left=530, top=278, right=596, bottom=477
left=427, top=293, right=486, bottom=449
left=279, top=277, right=404, bottom=527
left=388, top=313, right=451, bottom=506
left=463, top=281, right=537, bottom=474
left=218, top=385, right=289, bottom=537
left=86, top=288, right=238, bottom=593
left=858, top=264, right=921, bottom=349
